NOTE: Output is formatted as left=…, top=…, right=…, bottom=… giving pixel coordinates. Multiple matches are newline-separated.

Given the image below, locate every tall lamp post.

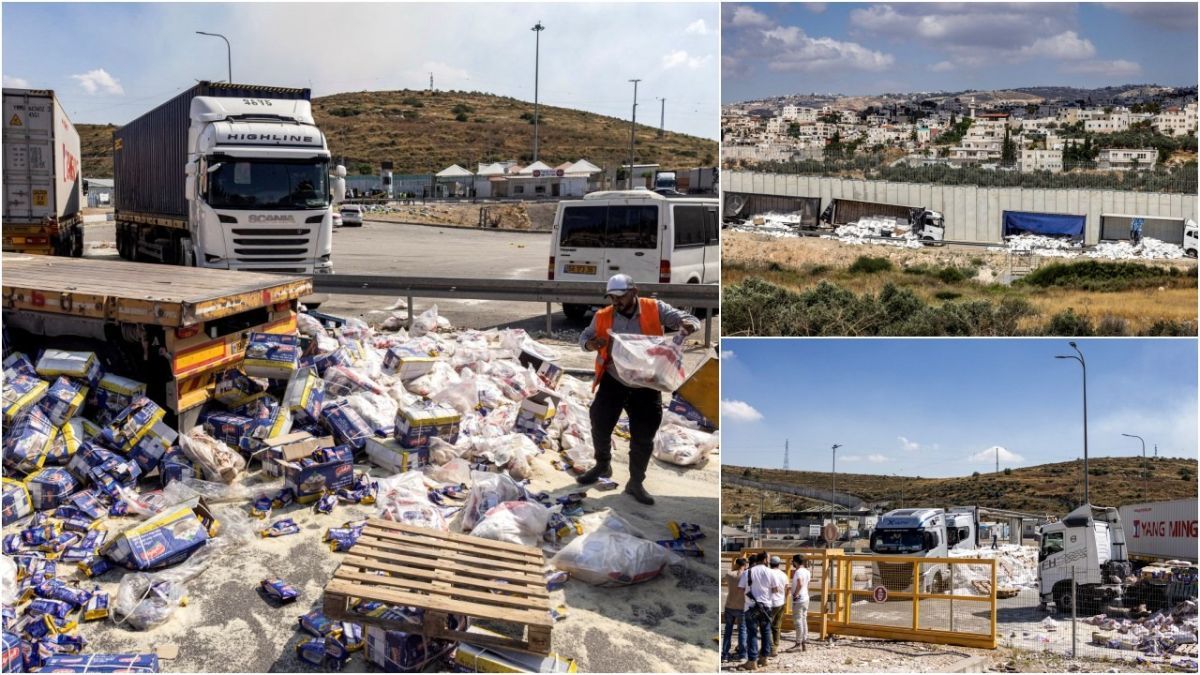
left=1056, top=342, right=1089, bottom=505
left=195, top=31, right=232, bottom=83
left=627, top=79, right=641, bottom=190
left=831, top=443, right=843, bottom=514
left=1122, top=433, right=1146, bottom=496
left=531, top=21, right=545, bottom=162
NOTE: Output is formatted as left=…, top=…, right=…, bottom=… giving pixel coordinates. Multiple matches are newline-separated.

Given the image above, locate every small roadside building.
left=434, top=164, right=474, bottom=197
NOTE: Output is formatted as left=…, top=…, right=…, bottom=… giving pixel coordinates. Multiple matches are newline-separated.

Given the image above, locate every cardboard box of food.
left=453, top=626, right=577, bottom=672
left=666, top=394, right=716, bottom=432
left=381, top=345, right=437, bottom=381
left=518, top=350, right=564, bottom=390
left=101, top=397, right=166, bottom=453
left=103, top=499, right=217, bottom=570
left=3, top=410, right=58, bottom=475
left=242, top=333, right=301, bottom=380
left=37, top=653, right=160, bottom=673
left=90, top=373, right=147, bottom=424
left=38, top=376, right=88, bottom=427
left=278, top=443, right=354, bottom=503
left=364, top=436, right=428, bottom=474
left=514, top=390, right=561, bottom=438
left=2, top=373, right=49, bottom=424
left=394, top=402, right=461, bottom=449
left=1, top=478, right=32, bottom=522
left=365, top=626, right=456, bottom=672
left=35, top=349, right=102, bottom=386
left=259, top=432, right=334, bottom=478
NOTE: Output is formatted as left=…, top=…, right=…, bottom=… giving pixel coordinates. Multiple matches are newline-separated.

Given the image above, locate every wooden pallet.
left=323, top=519, right=553, bottom=654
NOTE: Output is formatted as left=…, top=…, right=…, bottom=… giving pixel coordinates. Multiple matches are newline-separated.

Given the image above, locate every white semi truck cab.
left=870, top=507, right=979, bottom=593
left=187, top=97, right=343, bottom=272
left=114, top=82, right=344, bottom=275
left=1037, top=503, right=1142, bottom=615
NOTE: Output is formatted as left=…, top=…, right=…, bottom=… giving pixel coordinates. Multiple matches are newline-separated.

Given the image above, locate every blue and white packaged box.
left=242, top=333, right=301, bottom=380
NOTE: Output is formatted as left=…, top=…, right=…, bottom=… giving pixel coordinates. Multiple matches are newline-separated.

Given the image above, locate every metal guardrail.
left=312, top=275, right=719, bottom=345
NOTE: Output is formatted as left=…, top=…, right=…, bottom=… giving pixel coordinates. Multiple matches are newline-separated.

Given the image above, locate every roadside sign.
left=822, top=524, right=838, bottom=543
left=809, top=524, right=822, bottom=538
left=872, top=586, right=888, bottom=603
left=556, top=169, right=564, bottom=177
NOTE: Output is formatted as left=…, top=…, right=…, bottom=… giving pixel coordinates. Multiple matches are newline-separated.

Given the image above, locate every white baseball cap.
left=606, top=274, right=636, bottom=296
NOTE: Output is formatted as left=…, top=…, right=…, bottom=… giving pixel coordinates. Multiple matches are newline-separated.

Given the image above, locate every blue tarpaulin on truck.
left=1003, top=211, right=1085, bottom=238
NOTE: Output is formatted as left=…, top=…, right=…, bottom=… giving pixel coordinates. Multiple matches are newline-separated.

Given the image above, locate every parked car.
left=332, top=211, right=343, bottom=228
left=340, top=204, right=364, bottom=227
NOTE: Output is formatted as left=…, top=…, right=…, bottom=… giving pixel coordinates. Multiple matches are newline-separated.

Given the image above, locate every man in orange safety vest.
left=577, top=274, right=699, bottom=505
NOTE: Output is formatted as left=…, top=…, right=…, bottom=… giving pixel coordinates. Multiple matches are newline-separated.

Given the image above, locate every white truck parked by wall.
left=113, top=81, right=344, bottom=273
left=870, top=507, right=979, bottom=593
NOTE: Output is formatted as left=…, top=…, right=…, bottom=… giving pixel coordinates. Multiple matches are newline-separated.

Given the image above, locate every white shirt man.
left=791, top=563, right=813, bottom=649
left=739, top=563, right=783, bottom=607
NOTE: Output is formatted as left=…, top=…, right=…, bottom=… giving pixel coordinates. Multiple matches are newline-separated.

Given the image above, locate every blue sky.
left=2, top=3, right=719, bottom=139
left=723, top=3, right=1199, bottom=102
left=720, top=339, right=1198, bottom=477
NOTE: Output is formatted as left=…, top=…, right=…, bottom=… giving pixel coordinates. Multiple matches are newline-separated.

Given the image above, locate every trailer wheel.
left=71, top=229, right=84, bottom=257
left=1055, top=588, right=1074, bottom=615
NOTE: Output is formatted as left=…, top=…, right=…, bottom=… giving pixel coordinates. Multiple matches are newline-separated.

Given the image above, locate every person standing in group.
left=767, top=556, right=789, bottom=655
left=578, top=274, right=699, bottom=505
left=722, top=557, right=748, bottom=663
left=738, top=552, right=784, bottom=671
left=790, top=554, right=812, bottom=652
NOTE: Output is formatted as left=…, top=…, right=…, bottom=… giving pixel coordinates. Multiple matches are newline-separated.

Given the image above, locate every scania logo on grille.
left=248, top=214, right=295, bottom=223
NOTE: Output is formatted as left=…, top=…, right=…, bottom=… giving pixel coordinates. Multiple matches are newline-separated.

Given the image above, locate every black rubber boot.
left=576, top=462, right=612, bottom=485
left=624, top=481, right=655, bottom=505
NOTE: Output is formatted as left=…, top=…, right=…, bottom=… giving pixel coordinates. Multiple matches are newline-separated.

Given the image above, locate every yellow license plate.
left=564, top=263, right=597, bottom=275
left=32, top=190, right=48, bottom=206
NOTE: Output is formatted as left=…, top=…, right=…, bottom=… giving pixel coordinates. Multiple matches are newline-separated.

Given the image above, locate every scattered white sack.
left=407, top=361, right=461, bottom=398
left=578, top=509, right=649, bottom=539
left=411, top=305, right=440, bottom=337
left=652, top=424, right=717, bottom=466
left=344, top=391, right=398, bottom=437
left=549, top=525, right=671, bottom=586
left=0, top=555, right=16, bottom=606
left=432, top=369, right=480, bottom=416
left=461, top=471, right=525, bottom=530
left=470, top=500, right=551, bottom=548
left=376, top=471, right=448, bottom=531
left=427, top=457, right=471, bottom=485
left=178, top=427, right=246, bottom=484
left=1086, top=237, right=1186, bottom=260
left=485, top=360, right=540, bottom=401
left=609, top=333, right=686, bottom=393
left=428, top=437, right=471, bottom=466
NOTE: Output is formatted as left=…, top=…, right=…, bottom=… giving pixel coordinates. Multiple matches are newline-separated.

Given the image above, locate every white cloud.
left=764, top=32, right=894, bottom=73
left=929, top=61, right=956, bottom=73
left=867, top=454, right=890, bottom=463
left=839, top=453, right=889, bottom=464
left=662, top=50, right=712, bottom=71
left=807, top=3, right=828, bottom=15
left=685, top=19, right=709, bottom=35
left=420, top=61, right=470, bottom=87
left=722, top=399, right=763, bottom=423
left=3, top=75, right=30, bottom=88
left=729, top=5, right=771, bottom=28
left=840, top=455, right=862, bottom=462
left=968, top=446, right=1025, bottom=464
left=720, top=349, right=735, bottom=359
left=1019, top=31, right=1095, bottom=60
left=898, top=436, right=920, bottom=451
left=71, top=68, right=124, bottom=95
left=1060, top=59, right=1143, bottom=78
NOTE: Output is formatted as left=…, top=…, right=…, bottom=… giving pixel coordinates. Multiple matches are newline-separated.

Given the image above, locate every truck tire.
left=71, top=228, right=84, bottom=257
left=562, top=303, right=589, bottom=324
left=1055, top=588, right=1074, bottom=615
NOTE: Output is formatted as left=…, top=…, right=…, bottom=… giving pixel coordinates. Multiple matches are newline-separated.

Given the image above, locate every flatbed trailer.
left=2, top=253, right=310, bottom=427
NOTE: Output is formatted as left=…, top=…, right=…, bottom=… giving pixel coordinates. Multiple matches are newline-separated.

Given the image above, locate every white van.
left=1185, top=219, right=1197, bottom=258
left=549, top=190, right=718, bottom=321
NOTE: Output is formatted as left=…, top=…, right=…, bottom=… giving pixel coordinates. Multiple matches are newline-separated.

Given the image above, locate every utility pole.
left=195, top=32, right=232, bottom=84
left=429, top=72, right=434, bottom=92
left=658, top=97, right=665, bottom=138
left=628, top=79, right=641, bottom=190
left=831, top=443, right=843, bottom=512
left=783, top=439, right=789, bottom=471
left=531, top=21, right=545, bottom=162
left=1056, top=342, right=1089, bottom=506
left=996, top=446, right=1000, bottom=474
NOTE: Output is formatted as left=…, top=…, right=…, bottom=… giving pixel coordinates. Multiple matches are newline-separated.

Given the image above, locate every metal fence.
left=997, top=564, right=1199, bottom=665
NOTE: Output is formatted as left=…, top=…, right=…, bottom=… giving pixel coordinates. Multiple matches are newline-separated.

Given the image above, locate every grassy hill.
left=723, top=457, right=1198, bottom=520
left=78, top=89, right=717, bottom=178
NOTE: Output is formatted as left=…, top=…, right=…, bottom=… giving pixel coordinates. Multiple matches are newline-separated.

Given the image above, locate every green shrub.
left=454, top=112, right=469, bottom=122
left=1020, top=260, right=1174, bottom=292
left=451, top=103, right=474, bottom=114
left=1095, top=316, right=1129, bottom=336
left=809, top=264, right=831, bottom=276
left=329, top=107, right=361, bottom=117
left=402, top=97, right=424, bottom=107
left=1145, top=319, right=1197, bottom=336
left=934, top=290, right=962, bottom=301
left=936, top=266, right=968, bottom=284
left=848, top=256, right=893, bottom=274
left=1003, top=468, right=1013, bottom=476
left=1044, top=309, right=1093, bottom=336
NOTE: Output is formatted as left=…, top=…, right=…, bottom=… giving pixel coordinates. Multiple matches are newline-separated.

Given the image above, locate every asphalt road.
left=80, top=219, right=719, bottom=363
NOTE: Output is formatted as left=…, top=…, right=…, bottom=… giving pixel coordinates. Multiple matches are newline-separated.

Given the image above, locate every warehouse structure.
left=725, top=171, right=1198, bottom=246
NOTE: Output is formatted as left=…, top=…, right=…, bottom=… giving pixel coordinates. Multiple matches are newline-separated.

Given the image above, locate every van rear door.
left=670, top=203, right=708, bottom=283
left=554, top=202, right=659, bottom=282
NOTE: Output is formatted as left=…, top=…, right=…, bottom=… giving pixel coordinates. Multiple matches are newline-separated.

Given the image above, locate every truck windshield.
left=871, top=529, right=927, bottom=554
left=207, top=158, right=329, bottom=210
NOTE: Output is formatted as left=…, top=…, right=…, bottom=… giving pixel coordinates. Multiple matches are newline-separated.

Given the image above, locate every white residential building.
left=765, top=116, right=785, bottom=135
left=1154, top=102, right=1197, bottom=137
left=1097, top=148, right=1158, bottom=170
left=1019, top=148, right=1064, bottom=173
left=1085, top=111, right=1131, bottom=134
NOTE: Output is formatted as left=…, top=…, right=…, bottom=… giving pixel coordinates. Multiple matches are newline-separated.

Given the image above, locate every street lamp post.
left=1056, top=342, right=1089, bottom=505
left=1122, top=433, right=1146, bottom=496
left=531, top=21, right=545, bottom=162
left=195, top=31, right=232, bottom=83
left=831, top=443, right=843, bottom=513
left=628, top=79, right=641, bottom=190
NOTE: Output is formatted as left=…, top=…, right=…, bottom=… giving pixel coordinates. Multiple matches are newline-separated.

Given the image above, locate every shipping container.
left=2, top=88, right=84, bottom=255
left=113, top=81, right=311, bottom=221
left=1100, top=214, right=1187, bottom=245
left=1002, top=210, right=1086, bottom=238
left=827, top=198, right=911, bottom=226
left=1118, top=498, right=1198, bottom=563
left=724, top=191, right=821, bottom=227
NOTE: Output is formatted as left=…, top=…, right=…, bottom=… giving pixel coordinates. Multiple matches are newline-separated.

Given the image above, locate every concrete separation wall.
left=726, top=171, right=1199, bottom=245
